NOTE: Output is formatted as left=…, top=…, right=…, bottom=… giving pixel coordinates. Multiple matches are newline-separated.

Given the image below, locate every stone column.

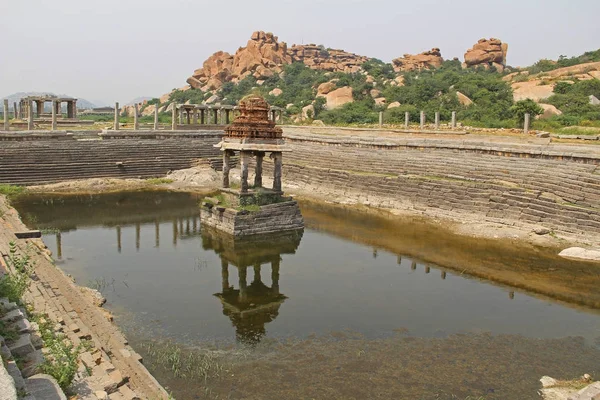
left=379, top=111, right=383, bottom=127
left=172, top=220, right=178, bottom=247
left=222, top=150, right=231, bottom=188
left=13, top=102, right=17, bottom=120
left=405, top=112, right=410, bottom=129
left=135, top=223, right=141, bottom=251
left=213, top=109, right=218, bottom=124
left=524, top=113, right=530, bottom=134
left=155, top=220, right=160, bottom=248
left=36, top=100, right=44, bottom=117
left=114, top=102, right=120, bottom=130
left=192, top=109, right=198, bottom=125
left=451, top=111, right=457, bottom=129
left=272, top=152, right=282, bottom=192
left=54, top=101, right=61, bottom=118
left=239, top=267, right=247, bottom=302
left=3, top=99, right=9, bottom=131
left=240, top=151, right=250, bottom=193
left=420, top=111, right=425, bottom=129
left=225, top=109, right=230, bottom=124
left=221, top=259, right=229, bottom=292
left=153, top=106, right=159, bottom=130
left=179, top=108, right=184, bottom=124
left=171, top=104, right=177, bottom=130
left=56, top=232, right=62, bottom=259
left=27, top=100, right=34, bottom=130
left=73, top=102, right=77, bottom=119
left=133, top=104, right=139, bottom=130
left=271, top=258, right=280, bottom=295
left=200, top=109, right=205, bottom=124
left=51, top=100, right=57, bottom=131
left=67, top=101, right=74, bottom=119
left=186, top=109, right=191, bottom=125
left=116, top=226, right=122, bottom=253
left=253, top=263, right=261, bottom=283
left=254, top=151, right=264, bottom=188
left=435, top=112, right=440, bottom=130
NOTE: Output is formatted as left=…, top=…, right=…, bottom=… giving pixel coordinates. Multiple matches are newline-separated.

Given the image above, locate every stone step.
left=25, top=374, right=67, bottom=400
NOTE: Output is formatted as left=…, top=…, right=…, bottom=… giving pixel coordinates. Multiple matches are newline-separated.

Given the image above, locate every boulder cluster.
left=392, top=48, right=444, bottom=72
left=187, top=31, right=369, bottom=92
left=463, top=38, right=508, bottom=72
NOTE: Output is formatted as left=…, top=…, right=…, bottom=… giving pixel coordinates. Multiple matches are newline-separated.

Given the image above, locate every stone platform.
left=201, top=198, right=304, bottom=236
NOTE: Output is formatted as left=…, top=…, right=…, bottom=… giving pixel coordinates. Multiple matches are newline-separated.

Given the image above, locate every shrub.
left=510, top=99, right=543, bottom=125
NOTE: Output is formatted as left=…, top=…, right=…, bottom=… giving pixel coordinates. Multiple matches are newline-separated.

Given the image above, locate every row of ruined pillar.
left=222, top=150, right=283, bottom=193
left=1, top=99, right=77, bottom=131
left=111, top=102, right=284, bottom=131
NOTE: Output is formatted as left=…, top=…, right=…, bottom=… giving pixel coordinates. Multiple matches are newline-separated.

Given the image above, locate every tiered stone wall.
left=272, top=129, right=600, bottom=236
left=0, top=131, right=223, bottom=186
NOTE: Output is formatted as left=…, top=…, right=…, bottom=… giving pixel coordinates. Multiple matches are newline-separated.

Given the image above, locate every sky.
left=2, top=0, right=599, bottom=105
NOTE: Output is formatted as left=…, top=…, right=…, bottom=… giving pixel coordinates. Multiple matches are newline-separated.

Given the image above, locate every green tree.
left=510, top=99, right=543, bottom=125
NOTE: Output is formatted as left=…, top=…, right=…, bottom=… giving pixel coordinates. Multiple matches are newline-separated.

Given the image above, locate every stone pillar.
left=225, top=109, right=230, bottom=124
left=253, top=263, right=261, bottom=283
left=36, top=100, right=44, bottom=117
left=155, top=220, right=160, bottom=248
left=222, top=150, right=231, bottom=188
left=27, top=100, right=34, bottom=130
left=379, top=111, right=383, bottom=127
left=451, top=111, right=457, bottom=129
left=435, top=112, right=440, bottom=130
left=116, top=226, right=122, bottom=253
left=171, top=104, right=177, bottom=130
left=524, top=113, right=530, bottom=134
left=172, top=220, right=178, bottom=247
left=213, top=109, right=218, bottom=124
left=13, top=102, right=17, bottom=120
left=405, top=112, right=410, bottom=129
left=272, top=152, right=282, bottom=192
left=67, top=101, right=74, bottom=119
left=51, top=100, right=57, bottom=131
left=153, top=106, right=159, bottom=130
left=56, top=232, right=62, bottom=259
left=179, top=108, right=184, bottom=124
left=186, top=109, right=191, bottom=124
left=200, top=109, right=205, bottom=124
left=240, top=151, right=250, bottom=193
left=114, top=102, right=120, bottom=130
left=54, top=101, right=61, bottom=118
left=133, top=104, right=139, bottom=130
left=420, top=111, right=425, bottom=129
left=239, top=267, right=247, bottom=302
left=192, top=109, right=198, bottom=125
left=135, top=223, right=141, bottom=251
left=3, top=99, right=9, bottom=131
left=271, top=258, right=280, bottom=295
left=221, top=259, right=229, bottom=292
left=254, top=152, right=264, bottom=188
left=73, top=101, right=77, bottom=119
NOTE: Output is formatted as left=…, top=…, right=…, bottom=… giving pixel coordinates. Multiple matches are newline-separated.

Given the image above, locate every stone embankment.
left=0, top=196, right=169, bottom=399
left=275, top=126, right=600, bottom=239
left=0, top=131, right=222, bottom=186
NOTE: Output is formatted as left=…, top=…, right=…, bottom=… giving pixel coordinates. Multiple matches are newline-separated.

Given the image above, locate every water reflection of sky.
left=38, top=217, right=599, bottom=346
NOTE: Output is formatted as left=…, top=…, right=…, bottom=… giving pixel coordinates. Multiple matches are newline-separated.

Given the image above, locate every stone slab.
left=25, top=374, right=67, bottom=400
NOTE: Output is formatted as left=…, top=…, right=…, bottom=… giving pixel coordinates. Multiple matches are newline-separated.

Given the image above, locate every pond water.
left=12, top=190, right=600, bottom=399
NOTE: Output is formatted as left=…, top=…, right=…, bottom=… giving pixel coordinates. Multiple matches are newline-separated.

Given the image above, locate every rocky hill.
left=143, top=31, right=599, bottom=131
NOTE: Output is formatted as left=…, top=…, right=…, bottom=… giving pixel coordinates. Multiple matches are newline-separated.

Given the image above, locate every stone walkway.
left=0, top=195, right=169, bottom=399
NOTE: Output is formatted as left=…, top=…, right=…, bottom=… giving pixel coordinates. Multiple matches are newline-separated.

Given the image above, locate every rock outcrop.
left=325, top=86, right=354, bottom=109
left=463, top=38, right=508, bottom=72
left=187, top=31, right=292, bottom=91
left=289, top=45, right=368, bottom=73
left=512, top=81, right=555, bottom=102
left=392, top=48, right=443, bottom=72
left=186, top=31, right=370, bottom=92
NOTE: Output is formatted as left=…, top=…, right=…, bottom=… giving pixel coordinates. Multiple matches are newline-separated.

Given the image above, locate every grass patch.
left=237, top=204, right=261, bottom=212
left=0, top=242, right=33, bottom=303
left=0, top=184, right=26, bottom=201
left=146, top=178, right=174, bottom=185
left=30, top=312, right=81, bottom=392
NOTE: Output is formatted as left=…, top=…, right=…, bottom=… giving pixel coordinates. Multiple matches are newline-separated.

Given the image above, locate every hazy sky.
left=3, top=0, right=599, bottom=105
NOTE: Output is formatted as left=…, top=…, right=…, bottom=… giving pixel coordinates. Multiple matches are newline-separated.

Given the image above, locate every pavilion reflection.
left=201, top=227, right=303, bottom=346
